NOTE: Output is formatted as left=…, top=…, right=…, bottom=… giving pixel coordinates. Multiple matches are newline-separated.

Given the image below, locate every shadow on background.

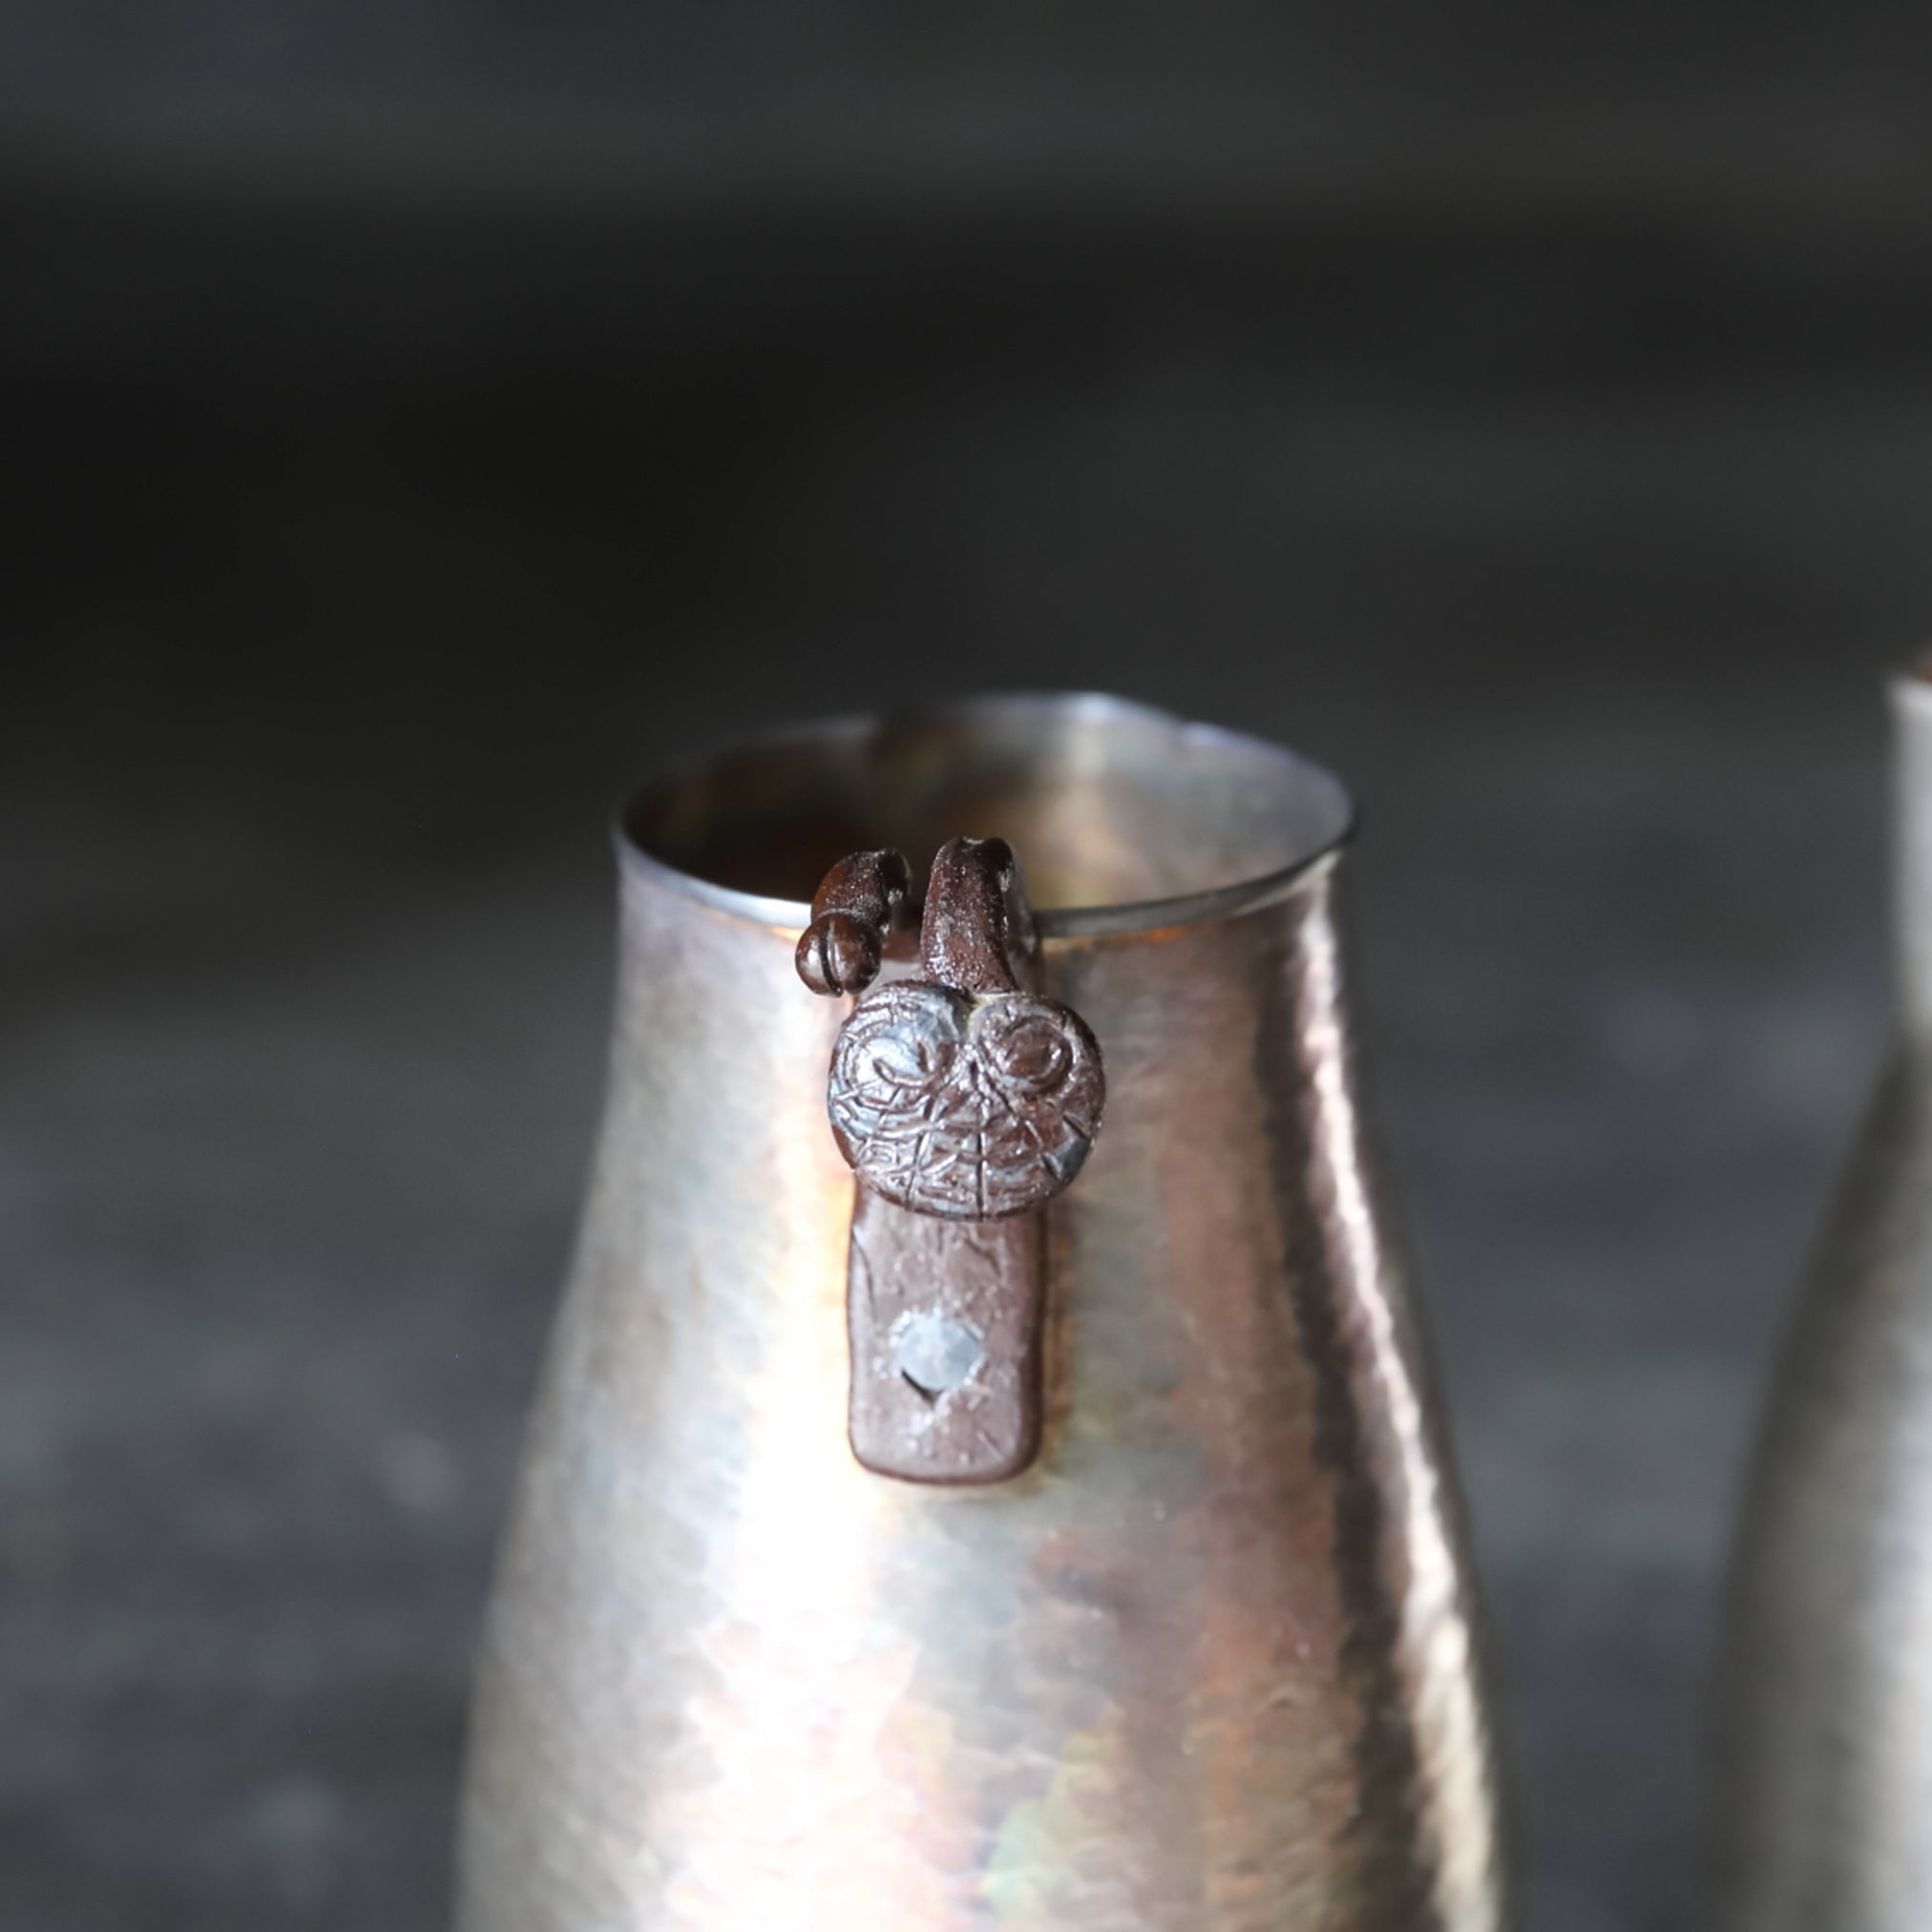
left=6, top=10, right=1932, bottom=1928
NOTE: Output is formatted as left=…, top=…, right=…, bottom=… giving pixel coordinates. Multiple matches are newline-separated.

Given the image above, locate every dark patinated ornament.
left=795, top=832, right=1106, bottom=1482
left=828, top=980, right=1102, bottom=1219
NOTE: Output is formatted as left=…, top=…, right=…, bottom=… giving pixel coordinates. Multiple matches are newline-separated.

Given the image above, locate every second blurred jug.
left=1719, top=664, right=1932, bottom=1929
left=455, top=695, right=1510, bottom=1930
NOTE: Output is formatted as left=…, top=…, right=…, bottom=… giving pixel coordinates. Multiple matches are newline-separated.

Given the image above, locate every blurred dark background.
left=5, top=7, right=1930, bottom=1928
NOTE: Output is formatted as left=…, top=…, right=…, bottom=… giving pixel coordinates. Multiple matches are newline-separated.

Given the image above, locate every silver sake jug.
left=454, top=694, right=1511, bottom=1931
left=1718, top=663, right=1932, bottom=1928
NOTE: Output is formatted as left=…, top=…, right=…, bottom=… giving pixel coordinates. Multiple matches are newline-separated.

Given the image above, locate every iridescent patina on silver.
left=456, top=694, right=1513, bottom=1932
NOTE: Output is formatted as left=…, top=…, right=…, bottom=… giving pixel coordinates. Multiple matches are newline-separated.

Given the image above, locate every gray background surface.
left=6, top=10, right=1931, bottom=1928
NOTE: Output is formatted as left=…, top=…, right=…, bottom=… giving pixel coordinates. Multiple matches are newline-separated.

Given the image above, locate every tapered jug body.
left=455, top=696, right=1509, bottom=1931
left=1719, top=669, right=1932, bottom=1930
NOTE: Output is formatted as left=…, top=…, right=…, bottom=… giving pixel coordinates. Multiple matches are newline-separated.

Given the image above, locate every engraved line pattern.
left=828, top=982, right=1103, bottom=1221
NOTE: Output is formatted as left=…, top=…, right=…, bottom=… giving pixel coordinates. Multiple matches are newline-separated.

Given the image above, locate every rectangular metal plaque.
left=846, top=1188, right=1045, bottom=1484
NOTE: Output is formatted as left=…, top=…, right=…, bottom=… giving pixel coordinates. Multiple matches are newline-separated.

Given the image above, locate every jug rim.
left=617, top=691, right=1355, bottom=938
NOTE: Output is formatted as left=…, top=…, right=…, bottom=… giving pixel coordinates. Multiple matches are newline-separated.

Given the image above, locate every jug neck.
left=1895, top=669, right=1932, bottom=1039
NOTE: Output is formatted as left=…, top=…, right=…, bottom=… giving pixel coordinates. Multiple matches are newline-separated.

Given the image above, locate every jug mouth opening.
left=620, top=693, right=1354, bottom=937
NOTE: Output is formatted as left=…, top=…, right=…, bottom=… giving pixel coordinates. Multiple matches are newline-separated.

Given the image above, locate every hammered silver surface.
left=456, top=703, right=1508, bottom=1931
